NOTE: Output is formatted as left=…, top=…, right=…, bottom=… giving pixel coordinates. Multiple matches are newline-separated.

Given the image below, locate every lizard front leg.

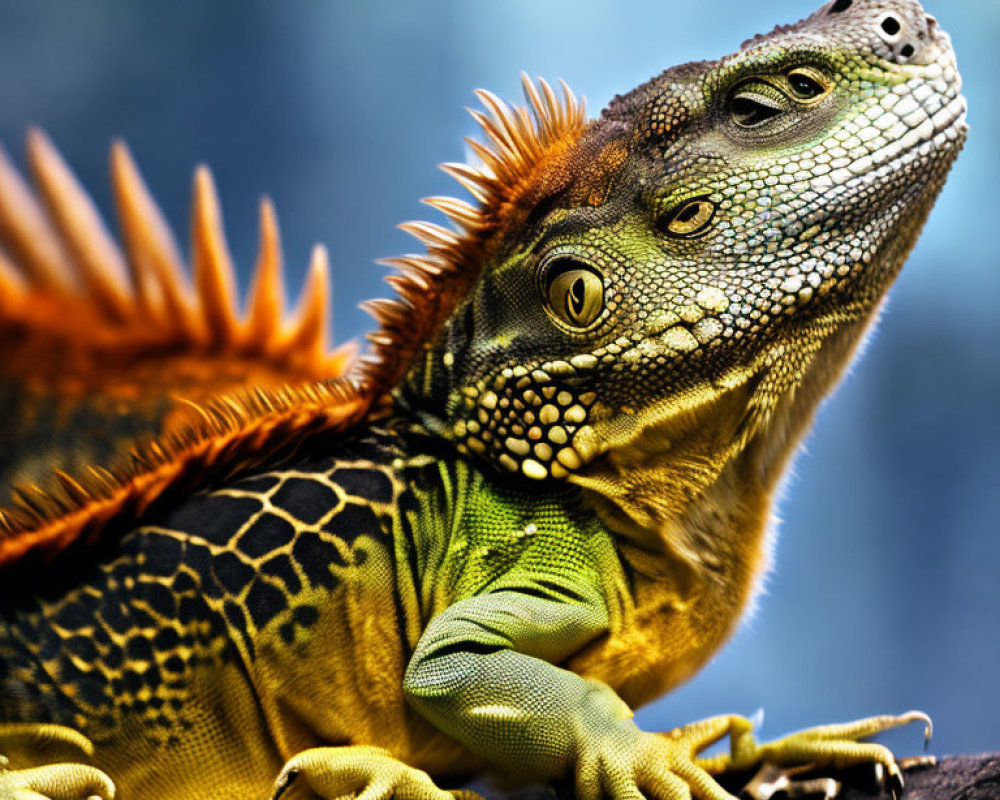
left=272, top=578, right=924, bottom=800
left=398, top=585, right=736, bottom=800
left=268, top=574, right=673, bottom=800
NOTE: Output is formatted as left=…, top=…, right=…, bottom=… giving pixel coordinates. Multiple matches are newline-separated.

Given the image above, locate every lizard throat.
left=568, top=298, right=877, bottom=586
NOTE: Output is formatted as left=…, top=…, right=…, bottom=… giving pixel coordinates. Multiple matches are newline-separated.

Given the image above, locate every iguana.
left=0, top=0, right=967, bottom=799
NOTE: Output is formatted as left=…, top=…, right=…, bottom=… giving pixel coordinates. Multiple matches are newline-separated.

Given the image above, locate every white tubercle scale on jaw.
left=451, top=358, right=602, bottom=480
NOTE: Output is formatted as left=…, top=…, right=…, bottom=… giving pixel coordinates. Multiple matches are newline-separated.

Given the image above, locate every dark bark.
left=486, top=754, right=1000, bottom=800
left=848, top=754, right=1000, bottom=800
left=723, top=754, right=1000, bottom=800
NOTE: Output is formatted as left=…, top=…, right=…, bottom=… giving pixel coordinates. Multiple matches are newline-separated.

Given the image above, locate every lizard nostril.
left=880, top=15, right=902, bottom=38
left=872, top=11, right=924, bottom=63
left=874, top=12, right=911, bottom=58
left=829, top=0, right=852, bottom=13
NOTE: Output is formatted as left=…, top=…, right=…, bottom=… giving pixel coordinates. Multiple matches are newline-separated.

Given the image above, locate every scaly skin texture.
left=0, top=1, right=966, bottom=799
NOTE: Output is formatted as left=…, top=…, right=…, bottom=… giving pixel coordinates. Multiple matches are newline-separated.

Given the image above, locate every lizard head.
left=395, top=0, right=966, bottom=519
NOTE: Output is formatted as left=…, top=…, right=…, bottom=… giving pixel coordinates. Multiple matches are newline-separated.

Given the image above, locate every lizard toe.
left=272, top=746, right=469, bottom=800
left=0, top=763, right=115, bottom=800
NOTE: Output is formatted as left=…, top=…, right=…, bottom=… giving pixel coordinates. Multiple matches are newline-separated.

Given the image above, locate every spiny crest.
left=0, top=76, right=586, bottom=569
left=0, top=128, right=353, bottom=380
left=0, top=378, right=372, bottom=567
left=0, top=129, right=359, bottom=568
left=355, top=74, right=587, bottom=395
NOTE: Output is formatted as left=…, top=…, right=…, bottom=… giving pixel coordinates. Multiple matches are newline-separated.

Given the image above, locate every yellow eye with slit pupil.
left=545, top=260, right=604, bottom=328
left=787, top=68, right=828, bottom=101
left=660, top=198, right=715, bottom=238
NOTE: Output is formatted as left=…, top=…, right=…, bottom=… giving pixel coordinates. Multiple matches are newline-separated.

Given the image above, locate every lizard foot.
left=693, top=711, right=932, bottom=800
left=0, top=724, right=114, bottom=800
left=271, top=746, right=483, bottom=800
left=575, top=717, right=742, bottom=800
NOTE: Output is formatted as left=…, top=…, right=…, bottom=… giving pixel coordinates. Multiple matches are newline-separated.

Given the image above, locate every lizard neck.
left=564, top=310, right=877, bottom=707
left=393, top=298, right=474, bottom=439
left=576, top=305, right=876, bottom=578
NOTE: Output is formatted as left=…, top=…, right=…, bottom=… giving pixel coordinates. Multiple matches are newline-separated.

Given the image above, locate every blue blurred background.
left=0, top=0, right=995, bottom=757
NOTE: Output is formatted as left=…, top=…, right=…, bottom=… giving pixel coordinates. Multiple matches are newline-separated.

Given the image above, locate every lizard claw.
left=269, top=767, right=299, bottom=800
left=876, top=761, right=906, bottom=800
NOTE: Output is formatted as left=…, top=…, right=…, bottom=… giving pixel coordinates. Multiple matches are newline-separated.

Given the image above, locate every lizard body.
left=0, top=1, right=966, bottom=799
left=1, top=426, right=487, bottom=795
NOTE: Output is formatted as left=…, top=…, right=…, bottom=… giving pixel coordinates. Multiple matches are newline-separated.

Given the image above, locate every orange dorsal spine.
left=0, top=75, right=588, bottom=570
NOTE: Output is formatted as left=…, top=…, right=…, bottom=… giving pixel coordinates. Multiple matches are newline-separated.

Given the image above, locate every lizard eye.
left=543, top=257, right=605, bottom=329
left=658, top=197, right=716, bottom=239
left=786, top=68, right=828, bottom=101
left=729, top=91, right=784, bottom=127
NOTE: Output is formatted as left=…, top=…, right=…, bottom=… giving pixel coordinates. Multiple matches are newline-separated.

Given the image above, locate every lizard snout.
left=822, top=0, right=954, bottom=67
